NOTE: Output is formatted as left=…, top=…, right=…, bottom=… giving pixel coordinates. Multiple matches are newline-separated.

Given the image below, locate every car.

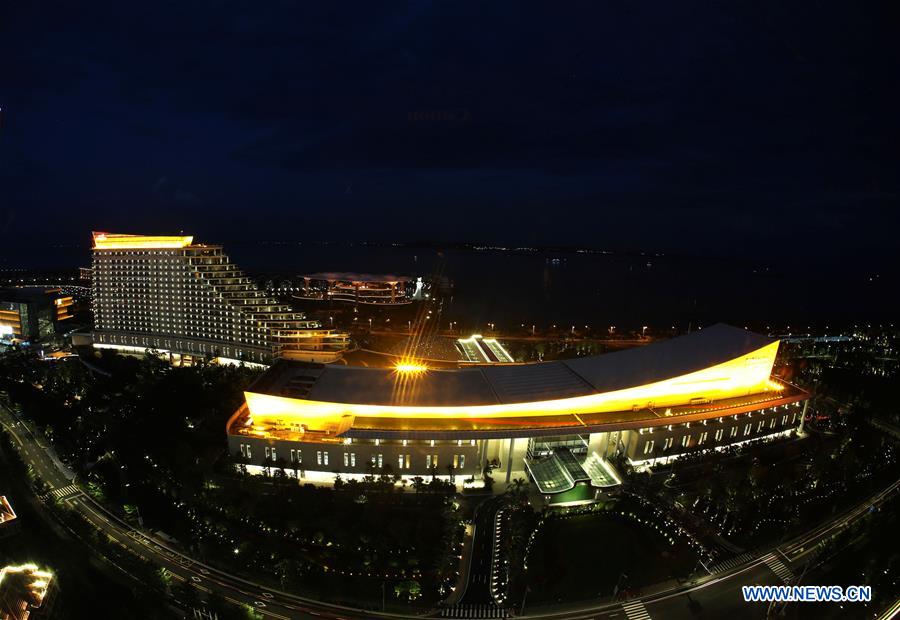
left=253, top=601, right=267, bottom=608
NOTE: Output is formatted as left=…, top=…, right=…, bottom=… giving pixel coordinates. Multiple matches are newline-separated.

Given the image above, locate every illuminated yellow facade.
left=91, top=232, right=194, bottom=249
left=244, top=341, right=780, bottom=431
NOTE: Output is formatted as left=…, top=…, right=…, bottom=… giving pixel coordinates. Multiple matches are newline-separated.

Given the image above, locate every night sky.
left=2, top=2, right=898, bottom=265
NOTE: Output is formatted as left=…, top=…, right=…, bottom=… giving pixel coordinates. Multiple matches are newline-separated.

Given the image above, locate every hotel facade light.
left=90, top=231, right=350, bottom=364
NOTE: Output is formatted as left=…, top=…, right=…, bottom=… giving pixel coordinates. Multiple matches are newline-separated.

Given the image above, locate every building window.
left=663, top=437, right=673, bottom=450
left=681, top=435, right=690, bottom=448
left=730, top=426, right=738, bottom=438
left=769, top=418, right=776, bottom=429
left=459, top=454, right=465, bottom=469
left=264, top=446, right=271, bottom=460
left=743, top=424, right=752, bottom=437
left=271, top=447, right=276, bottom=461
left=426, top=454, right=438, bottom=469
left=643, top=440, right=655, bottom=455
left=715, top=428, right=724, bottom=442
left=698, top=431, right=707, bottom=445
left=781, top=414, right=788, bottom=425
left=757, top=420, right=765, bottom=433
left=343, top=453, right=349, bottom=467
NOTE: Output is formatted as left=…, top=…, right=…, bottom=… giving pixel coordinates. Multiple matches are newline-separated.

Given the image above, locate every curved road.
left=0, top=401, right=414, bottom=620
left=2, top=399, right=897, bottom=620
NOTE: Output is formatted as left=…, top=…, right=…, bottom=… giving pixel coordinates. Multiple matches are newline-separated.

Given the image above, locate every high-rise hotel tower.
left=91, top=232, right=349, bottom=365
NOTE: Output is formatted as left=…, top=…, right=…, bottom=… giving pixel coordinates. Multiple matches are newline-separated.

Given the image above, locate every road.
left=518, top=478, right=900, bottom=620
left=2, top=397, right=897, bottom=620
left=440, top=497, right=509, bottom=618
left=0, top=401, right=415, bottom=620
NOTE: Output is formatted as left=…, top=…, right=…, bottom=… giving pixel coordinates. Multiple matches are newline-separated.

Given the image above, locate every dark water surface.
left=4, top=241, right=894, bottom=331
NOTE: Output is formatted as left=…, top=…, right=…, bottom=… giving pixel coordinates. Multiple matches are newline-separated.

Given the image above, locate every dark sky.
left=2, top=2, right=898, bottom=264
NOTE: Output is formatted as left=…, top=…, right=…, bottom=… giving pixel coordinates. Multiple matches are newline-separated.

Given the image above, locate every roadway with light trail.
left=2, top=399, right=898, bottom=620
left=0, top=400, right=405, bottom=620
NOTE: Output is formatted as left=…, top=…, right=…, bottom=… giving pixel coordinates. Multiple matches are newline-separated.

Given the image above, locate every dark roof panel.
left=563, top=324, right=772, bottom=393
left=307, top=366, right=499, bottom=407
left=480, top=362, right=594, bottom=403
left=257, top=324, right=774, bottom=407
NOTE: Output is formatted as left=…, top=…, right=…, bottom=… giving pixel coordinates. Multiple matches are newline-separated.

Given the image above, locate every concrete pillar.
left=798, top=400, right=809, bottom=434
left=506, top=437, right=515, bottom=483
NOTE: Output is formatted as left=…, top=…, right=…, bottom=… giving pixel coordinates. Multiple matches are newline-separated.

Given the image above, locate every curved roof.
left=259, top=324, right=773, bottom=407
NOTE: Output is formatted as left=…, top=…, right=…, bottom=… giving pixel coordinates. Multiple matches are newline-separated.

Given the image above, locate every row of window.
left=240, top=444, right=468, bottom=470
left=641, top=413, right=796, bottom=455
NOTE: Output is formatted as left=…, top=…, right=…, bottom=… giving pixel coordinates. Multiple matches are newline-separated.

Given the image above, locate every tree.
left=394, top=579, right=422, bottom=601
left=411, top=476, right=425, bottom=494
left=482, top=462, right=495, bottom=493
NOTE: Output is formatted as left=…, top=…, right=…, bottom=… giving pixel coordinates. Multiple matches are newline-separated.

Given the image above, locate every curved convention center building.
left=226, top=324, right=809, bottom=496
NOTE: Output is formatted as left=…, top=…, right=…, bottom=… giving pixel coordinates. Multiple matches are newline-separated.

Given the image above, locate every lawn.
left=524, top=508, right=698, bottom=606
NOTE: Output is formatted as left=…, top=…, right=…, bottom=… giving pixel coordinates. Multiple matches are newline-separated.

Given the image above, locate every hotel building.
left=90, top=233, right=350, bottom=365
left=226, top=324, right=809, bottom=495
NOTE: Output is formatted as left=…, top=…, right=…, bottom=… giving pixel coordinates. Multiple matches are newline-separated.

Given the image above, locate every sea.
left=2, top=241, right=894, bottom=333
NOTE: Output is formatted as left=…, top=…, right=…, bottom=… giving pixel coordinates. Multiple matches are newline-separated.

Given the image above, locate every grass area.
left=525, top=508, right=697, bottom=606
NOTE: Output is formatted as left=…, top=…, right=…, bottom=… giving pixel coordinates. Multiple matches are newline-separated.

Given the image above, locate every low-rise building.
left=0, top=288, right=74, bottom=345
left=226, top=324, right=809, bottom=496
left=0, top=564, right=55, bottom=620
